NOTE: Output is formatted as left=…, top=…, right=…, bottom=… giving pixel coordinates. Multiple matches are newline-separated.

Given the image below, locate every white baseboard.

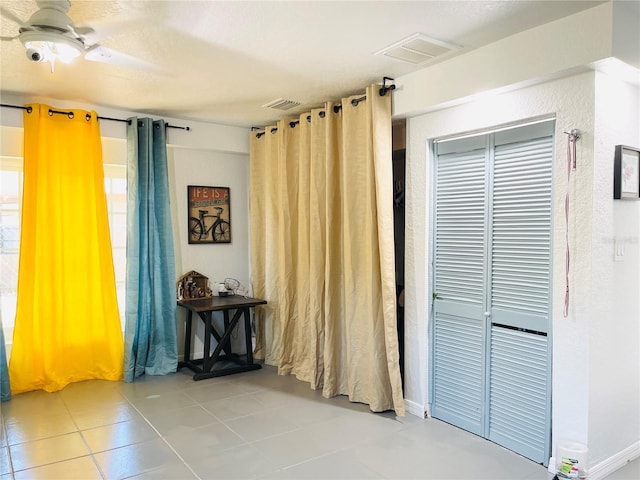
left=586, top=441, right=640, bottom=480
left=404, top=399, right=426, bottom=418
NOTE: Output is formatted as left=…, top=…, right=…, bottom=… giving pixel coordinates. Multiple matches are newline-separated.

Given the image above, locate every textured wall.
left=169, top=147, right=251, bottom=357
left=588, top=71, right=640, bottom=467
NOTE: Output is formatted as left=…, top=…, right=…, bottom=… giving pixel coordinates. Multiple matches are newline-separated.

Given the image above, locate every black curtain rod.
left=0, top=104, right=190, bottom=131
left=254, top=76, right=395, bottom=139
left=254, top=95, right=367, bottom=138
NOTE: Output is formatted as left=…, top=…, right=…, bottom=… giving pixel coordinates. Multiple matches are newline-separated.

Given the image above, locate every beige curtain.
left=250, top=84, right=404, bottom=414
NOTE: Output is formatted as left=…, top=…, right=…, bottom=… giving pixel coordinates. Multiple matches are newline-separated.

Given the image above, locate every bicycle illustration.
left=189, top=207, right=231, bottom=243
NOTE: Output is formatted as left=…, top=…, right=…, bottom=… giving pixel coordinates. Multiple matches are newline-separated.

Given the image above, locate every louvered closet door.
left=488, top=123, right=553, bottom=464
left=432, top=121, right=553, bottom=465
left=432, top=135, right=488, bottom=436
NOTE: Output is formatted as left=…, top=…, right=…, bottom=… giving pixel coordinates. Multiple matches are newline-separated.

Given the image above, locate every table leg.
left=223, top=309, right=233, bottom=355
left=207, top=309, right=243, bottom=363
left=184, top=310, right=193, bottom=364
left=243, top=308, right=254, bottom=365
left=202, top=311, right=212, bottom=372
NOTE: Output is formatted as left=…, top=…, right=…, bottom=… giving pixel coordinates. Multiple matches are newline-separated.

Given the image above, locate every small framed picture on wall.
left=187, top=185, right=232, bottom=243
left=614, top=145, right=640, bottom=200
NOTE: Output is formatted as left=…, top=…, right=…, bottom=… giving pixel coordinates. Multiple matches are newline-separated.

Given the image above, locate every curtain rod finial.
left=380, top=76, right=396, bottom=96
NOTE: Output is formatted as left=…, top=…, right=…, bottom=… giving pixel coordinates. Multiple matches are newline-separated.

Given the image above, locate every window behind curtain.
left=104, top=163, right=127, bottom=323
left=0, top=142, right=127, bottom=350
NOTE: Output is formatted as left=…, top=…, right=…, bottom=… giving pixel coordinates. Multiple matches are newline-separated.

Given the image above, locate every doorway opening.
left=392, top=119, right=406, bottom=387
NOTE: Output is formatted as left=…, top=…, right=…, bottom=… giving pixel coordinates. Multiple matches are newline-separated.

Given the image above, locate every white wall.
left=588, top=71, right=640, bottom=471
left=168, top=147, right=252, bottom=355
left=612, top=0, right=640, bottom=70
left=169, top=148, right=250, bottom=286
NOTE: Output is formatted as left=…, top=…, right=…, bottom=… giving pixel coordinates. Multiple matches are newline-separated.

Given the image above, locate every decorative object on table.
left=187, top=185, right=231, bottom=243
left=218, top=283, right=230, bottom=297
left=176, top=270, right=212, bottom=301
left=614, top=145, right=640, bottom=200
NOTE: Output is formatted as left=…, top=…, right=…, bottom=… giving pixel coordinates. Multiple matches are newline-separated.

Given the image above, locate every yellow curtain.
left=9, top=104, right=124, bottom=394
left=250, top=85, right=404, bottom=414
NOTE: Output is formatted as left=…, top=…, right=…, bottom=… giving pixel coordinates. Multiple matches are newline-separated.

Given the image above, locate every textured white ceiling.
left=0, top=0, right=605, bottom=127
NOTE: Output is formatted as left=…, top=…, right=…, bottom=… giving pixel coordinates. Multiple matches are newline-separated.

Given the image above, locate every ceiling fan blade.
left=0, top=35, right=19, bottom=42
left=0, top=5, right=29, bottom=28
left=84, top=44, right=166, bottom=74
left=75, top=16, right=144, bottom=46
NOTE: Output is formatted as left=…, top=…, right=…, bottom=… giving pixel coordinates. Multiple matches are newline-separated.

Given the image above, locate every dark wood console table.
left=177, top=296, right=266, bottom=380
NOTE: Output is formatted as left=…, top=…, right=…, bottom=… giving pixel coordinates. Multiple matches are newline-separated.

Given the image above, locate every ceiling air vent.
left=375, top=33, right=460, bottom=65
left=262, top=98, right=301, bottom=111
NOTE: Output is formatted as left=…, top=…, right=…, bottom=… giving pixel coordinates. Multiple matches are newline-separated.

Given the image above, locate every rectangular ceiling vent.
left=262, top=98, right=302, bottom=111
left=375, top=33, right=460, bottom=64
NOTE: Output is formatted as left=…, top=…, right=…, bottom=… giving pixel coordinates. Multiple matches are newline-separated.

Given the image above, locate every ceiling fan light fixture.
left=20, top=30, right=84, bottom=64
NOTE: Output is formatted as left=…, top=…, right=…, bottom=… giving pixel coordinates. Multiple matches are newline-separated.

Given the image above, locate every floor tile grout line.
left=8, top=453, right=106, bottom=477
left=1, top=417, right=16, bottom=477
left=278, top=446, right=352, bottom=471
left=225, top=421, right=303, bottom=445
left=278, top=445, right=391, bottom=479
left=61, top=390, right=112, bottom=480
left=184, top=390, right=259, bottom=408
left=121, top=389, right=204, bottom=480
left=4, top=391, right=107, bottom=478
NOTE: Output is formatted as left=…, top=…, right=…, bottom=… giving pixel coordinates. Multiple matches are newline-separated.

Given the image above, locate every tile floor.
left=0, top=364, right=638, bottom=480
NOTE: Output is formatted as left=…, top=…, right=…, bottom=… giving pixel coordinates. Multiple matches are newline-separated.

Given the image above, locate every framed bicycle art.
left=187, top=185, right=232, bottom=244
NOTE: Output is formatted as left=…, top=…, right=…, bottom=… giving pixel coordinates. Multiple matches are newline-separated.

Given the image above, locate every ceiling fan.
left=0, top=0, right=159, bottom=72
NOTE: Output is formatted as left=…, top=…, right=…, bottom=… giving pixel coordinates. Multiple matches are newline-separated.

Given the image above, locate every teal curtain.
left=1, top=314, right=10, bottom=401
left=124, top=118, right=177, bottom=382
